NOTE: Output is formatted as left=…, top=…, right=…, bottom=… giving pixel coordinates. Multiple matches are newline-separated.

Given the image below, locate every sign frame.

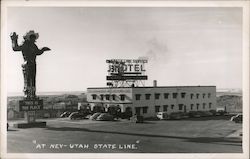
left=19, top=99, right=43, bottom=111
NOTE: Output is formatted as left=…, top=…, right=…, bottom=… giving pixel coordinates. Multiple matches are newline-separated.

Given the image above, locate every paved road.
left=7, top=116, right=242, bottom=153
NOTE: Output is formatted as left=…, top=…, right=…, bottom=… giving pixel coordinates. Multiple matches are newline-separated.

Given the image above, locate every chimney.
left=153, top=80, right=157, bottom=87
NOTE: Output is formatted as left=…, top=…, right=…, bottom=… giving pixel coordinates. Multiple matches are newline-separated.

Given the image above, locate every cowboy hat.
left=23, top=30, right=39, bottom=40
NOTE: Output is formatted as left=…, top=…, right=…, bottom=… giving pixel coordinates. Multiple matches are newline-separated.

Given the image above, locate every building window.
left=196, top=104, right=199, bottom=110
left=92, top=94, right=97, bottom=100
left=190, top=93, right=194, bottom=99
left=120, top=94, right=125, bottom=101
left=203, top=93, right=206, bottom=98
left=208, top=93, right=211, bottom=98
left=145, top=94, right=151, bottom=100
left=155, top=106, right=160, bottom=112
left=105, top=94, right=110, bottom=100
left=181, top=93, right=186, bottom=98
left=155, top=93, right=160, bottom=100
left=135, top=94, right=141, bottom=100
left=196, top=94, right=199, bottom=99
left=142, top=107, right=148, bottom=114
left=163, top=105, right=168, bottom=111
left=112, top=94, right=116, bottom=100
left=190, top=104, right=194, bottom=110
left=171, top=105, right=174, bottom=110
left=178, top=104, right=183, bottom=110
left=173, top=93, right=178, bottom=99
left=164, top=93, right=169, bottom=99
left=203, top=103, right=206, bottom=109
left=100, top=94, right=104, bottom=100
left=209, top=103, right=212, bottom=108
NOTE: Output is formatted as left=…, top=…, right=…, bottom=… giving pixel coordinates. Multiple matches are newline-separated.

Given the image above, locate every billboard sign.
left=106, top=59, right=148, bottom=81
left=19, top=99, right=43, bottom=111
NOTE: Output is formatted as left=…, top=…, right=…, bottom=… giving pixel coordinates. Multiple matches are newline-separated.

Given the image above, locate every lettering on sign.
left=106, top=59, right=148, bottom=81
left=108, top=64, right=146, bottom=73
left=106, top=59, right=148, bottom=64
left=19, top=99, right=43, bottom=111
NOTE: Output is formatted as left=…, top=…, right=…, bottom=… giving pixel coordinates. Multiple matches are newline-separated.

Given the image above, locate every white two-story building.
left=87, top=85, right=216, bottom=118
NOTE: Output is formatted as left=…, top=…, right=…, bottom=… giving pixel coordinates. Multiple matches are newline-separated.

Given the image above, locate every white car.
left=156, top=112, right=169, bottom=120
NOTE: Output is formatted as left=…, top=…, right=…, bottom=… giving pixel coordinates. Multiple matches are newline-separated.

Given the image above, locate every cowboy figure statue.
left=10, top=30, right=51, bottom=99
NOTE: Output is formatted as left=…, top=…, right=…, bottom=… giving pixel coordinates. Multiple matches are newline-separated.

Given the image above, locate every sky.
left=6, top=7, right=242, bottom=93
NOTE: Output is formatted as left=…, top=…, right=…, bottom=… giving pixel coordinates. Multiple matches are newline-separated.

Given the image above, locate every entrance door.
left=125, top=107, right=132, bottom=118
left=135, top=107, right=141, bottom=115
left=184, top=105, right=187, bottom=112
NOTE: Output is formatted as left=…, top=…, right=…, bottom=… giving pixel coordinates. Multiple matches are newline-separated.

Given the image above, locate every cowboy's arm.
left=36, top=47, right=51, bottom=55
left=10, top=32, right=22, bottom=51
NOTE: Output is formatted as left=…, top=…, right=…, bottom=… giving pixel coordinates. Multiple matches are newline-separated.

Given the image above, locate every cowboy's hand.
left=42, top=47, right=51, bottom=52
left=10, top=32, right=18, bottom=40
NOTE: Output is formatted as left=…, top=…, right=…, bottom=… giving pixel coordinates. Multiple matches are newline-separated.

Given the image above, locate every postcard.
left=1, top=0, right=249, bottom=159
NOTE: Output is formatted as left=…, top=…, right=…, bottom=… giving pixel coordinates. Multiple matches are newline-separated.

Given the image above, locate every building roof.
left=87, top=86, right=216, bottom=89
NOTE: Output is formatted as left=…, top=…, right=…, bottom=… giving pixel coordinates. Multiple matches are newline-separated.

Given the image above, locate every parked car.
left=69, top=112, right=87, bottom=120
left=169, top=112, right=182, bottom=120
left=89, top=113, right=102, bottom=120
left=107, top=106, right=121, bottom=119
left=179, top=112, right=189, bottom=119
left=120, top=111, right=133, bottom=119
left=84, top=114, right=92, bottom=119
left=204, top=111, right=213, bottom=116
left=209, top=109, right=217, bottom=116
left=224, top=112, right=230, bottom=116
left=156, top=112, right=169, bottom=120
left=216, top=110, right=227, bottom=116
left=79, top=108, right=92, bottom=116
left=188, top=111, right=201, bottom=118
left=231, top=114, right=242, bottom=123
left=197, top=111, right=213, bottom=117
left=197, top=111, right=205, bottom=117
left=96, top=113, right=114, bottom=121
left=60, top=111, right=71, bottom=118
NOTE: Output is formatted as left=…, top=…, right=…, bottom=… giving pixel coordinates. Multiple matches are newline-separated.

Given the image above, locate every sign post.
left=26, top=111, right=36, bottom=123
left=19, top=98, right=43, bottom=123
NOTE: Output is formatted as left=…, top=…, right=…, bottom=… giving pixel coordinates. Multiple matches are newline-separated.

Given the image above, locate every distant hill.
left=7, top=93, right=87, bottom=111
left=8, top=91, right=86, bottom=97
left=216, top=88, right=242, bottom=97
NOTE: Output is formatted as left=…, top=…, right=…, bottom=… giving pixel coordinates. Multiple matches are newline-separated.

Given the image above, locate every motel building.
left=86, top=84, right=216, bottom=118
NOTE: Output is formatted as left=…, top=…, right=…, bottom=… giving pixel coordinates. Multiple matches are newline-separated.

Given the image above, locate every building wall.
left=87, top=86, right=216, bottom=118
left=87, top=87, right=133, bottom=112
left=132, top=86, right=216, bottom=118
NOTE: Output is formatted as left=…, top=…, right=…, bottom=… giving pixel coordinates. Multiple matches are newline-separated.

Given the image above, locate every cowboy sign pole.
left=10, top=30, right=50, bottom=126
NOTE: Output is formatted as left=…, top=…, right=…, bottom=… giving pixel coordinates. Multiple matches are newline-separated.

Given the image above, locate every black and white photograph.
left=1, top=1, right=249, bottom=159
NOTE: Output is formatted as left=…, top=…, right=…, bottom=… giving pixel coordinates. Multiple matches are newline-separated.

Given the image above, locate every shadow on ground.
left=176, top=116, right=233, bottom=121
left=7, top=129, right=19, bottom=131
left=145, top=116, right=234, bottom=121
